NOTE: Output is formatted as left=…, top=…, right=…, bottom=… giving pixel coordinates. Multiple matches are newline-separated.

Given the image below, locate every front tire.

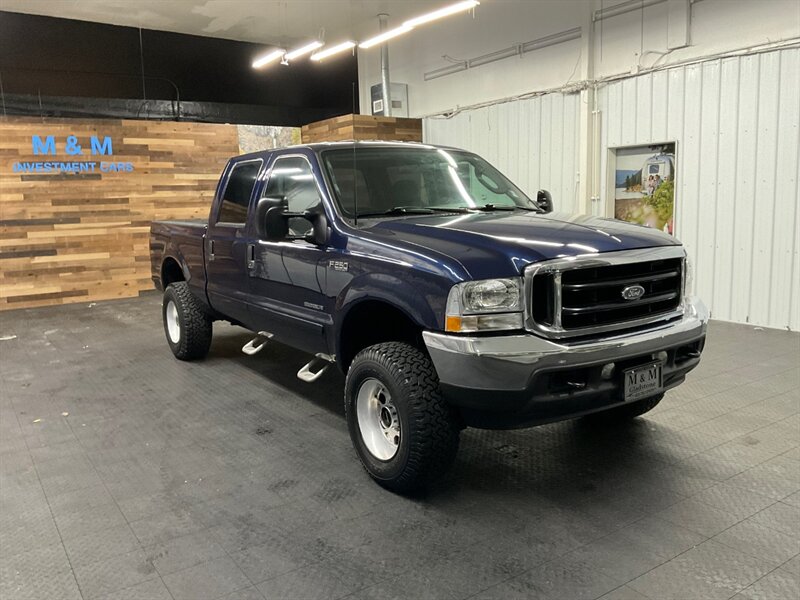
left=162, top=282, right=212, bottom=361
left=345, top=342, right=460, bottom=493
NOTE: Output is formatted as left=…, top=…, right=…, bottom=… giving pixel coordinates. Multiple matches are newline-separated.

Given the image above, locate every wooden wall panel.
left=0, top=116, right=240, bottom=310
left=301, top=114, right=423, bottom=143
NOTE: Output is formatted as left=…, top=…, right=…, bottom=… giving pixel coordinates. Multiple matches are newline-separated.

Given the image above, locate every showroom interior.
left=1, top=0, right=799, bottom=599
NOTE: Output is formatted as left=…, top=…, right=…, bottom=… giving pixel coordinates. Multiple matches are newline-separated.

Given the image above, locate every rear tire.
left=162, top=282, right=212, bottom=361
left=345, top=342, right=460, bottom=493
left=584, top=393, right=664, bottom=423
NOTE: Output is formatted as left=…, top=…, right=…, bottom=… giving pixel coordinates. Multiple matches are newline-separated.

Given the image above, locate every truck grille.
left=526, top=248, right=685, bottom=339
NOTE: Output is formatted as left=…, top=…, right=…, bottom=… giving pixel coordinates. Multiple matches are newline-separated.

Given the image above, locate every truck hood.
left=360, top=211, right=680, bottom=280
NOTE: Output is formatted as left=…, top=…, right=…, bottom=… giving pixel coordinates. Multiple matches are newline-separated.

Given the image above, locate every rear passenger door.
left=205, top=159, right=262, bottom=325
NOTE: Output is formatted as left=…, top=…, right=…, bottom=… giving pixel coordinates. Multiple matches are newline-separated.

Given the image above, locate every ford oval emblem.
left=621, top=284, right=646, bottom=301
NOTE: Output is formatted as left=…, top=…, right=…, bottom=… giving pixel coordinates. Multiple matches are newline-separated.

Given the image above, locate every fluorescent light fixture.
left=252, top=48, right=285, bottom=68
left=285, top=41, right=324, bottom=60
left=310, top=40, right=356, bottom=61
left=359, top=24, right=413, bottom=49
left=404, top=1, right=479, bottom=28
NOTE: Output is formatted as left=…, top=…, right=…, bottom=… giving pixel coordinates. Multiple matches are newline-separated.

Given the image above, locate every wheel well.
left=161, top=258, right=184, bottom=287
left=338, top=301, right=424, bottom=370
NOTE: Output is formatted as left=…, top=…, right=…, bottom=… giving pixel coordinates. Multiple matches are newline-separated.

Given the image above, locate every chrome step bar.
left=297, top=354, right=335, bottom=383
left=242, top=332, right=273, bottom=355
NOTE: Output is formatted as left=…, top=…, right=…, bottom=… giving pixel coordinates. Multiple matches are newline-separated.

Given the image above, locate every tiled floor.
left=1, top=293, right=798, bottom=600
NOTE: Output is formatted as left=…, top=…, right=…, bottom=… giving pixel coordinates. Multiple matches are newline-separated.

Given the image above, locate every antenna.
left=352, top=81, right=358, bottom=226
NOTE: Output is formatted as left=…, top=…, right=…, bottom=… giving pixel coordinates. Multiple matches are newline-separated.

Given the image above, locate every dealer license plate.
left=623, top=362, right=663, bottom=402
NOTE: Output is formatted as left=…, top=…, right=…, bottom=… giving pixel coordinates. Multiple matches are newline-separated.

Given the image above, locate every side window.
left=263, top=156, right=322, bottom=214
left=217, top=161, right=260, bottom=224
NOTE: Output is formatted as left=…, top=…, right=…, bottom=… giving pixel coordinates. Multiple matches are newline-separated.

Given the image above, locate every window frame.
left=214, top=158, right=264, bottom=227
left=261, top=153, right=328, bottom=213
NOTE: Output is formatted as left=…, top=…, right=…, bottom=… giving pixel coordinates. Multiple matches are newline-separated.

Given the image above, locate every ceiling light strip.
left=285, top=41, right=324, bottom=60
left=403, top=0, right=479, bottom=28
left=311, top=40, right=356, bottom=61
left=359, top=24, right=414, bottom=49
left=252, top=48, right=285, bottom=68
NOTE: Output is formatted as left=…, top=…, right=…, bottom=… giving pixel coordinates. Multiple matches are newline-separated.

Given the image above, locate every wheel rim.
left=356, top=378, right=401, bottom=461
left=165, top=300, right=181, bottom=343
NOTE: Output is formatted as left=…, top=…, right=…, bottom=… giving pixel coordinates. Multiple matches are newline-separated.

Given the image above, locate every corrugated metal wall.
left=598, top=48, right=800, bottom=331
left=423, top=93, right=583, bottom=214
left=424, top=48, right=799, bottom=331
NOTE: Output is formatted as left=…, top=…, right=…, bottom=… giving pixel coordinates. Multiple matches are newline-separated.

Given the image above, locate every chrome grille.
left=525, top=247, right=686, bottom=339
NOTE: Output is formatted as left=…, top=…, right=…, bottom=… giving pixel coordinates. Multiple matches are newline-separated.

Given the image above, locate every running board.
left=242, top=332, right=273, bottom=356
left=297, top=354, right=335, bottom=383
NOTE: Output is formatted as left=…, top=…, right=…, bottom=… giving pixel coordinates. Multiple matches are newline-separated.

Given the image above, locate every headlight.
left=445, top=278, right=523, bottom=332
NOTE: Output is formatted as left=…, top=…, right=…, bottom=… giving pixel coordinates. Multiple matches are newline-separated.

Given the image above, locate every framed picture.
left=609, top=142, right=677, bottom=236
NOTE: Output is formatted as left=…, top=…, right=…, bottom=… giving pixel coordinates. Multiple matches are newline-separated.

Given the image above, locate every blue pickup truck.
left=150, top=141, right=707, bottom=492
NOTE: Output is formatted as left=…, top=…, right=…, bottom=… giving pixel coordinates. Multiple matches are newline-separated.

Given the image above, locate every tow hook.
left=297, top=354, right=335, bottom=383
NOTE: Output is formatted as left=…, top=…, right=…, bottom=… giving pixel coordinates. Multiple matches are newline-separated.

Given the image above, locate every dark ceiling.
left=0, top=11, right=360, bottom=125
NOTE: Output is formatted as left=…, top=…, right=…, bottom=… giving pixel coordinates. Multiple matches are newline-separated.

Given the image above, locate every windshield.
left=320, top=146, right=538, bottom=218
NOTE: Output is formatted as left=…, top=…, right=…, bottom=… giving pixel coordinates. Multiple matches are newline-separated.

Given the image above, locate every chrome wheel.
left=356, top=378, right=401, bottom=461
left=165, top=300, right=181, bottom=343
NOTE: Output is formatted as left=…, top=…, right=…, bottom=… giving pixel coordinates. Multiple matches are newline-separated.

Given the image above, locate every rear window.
left=217, top=160, right=261, bottom=224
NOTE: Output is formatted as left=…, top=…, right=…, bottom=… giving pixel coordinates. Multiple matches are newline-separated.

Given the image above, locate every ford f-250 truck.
left=150, top=141, right=707, bottom=492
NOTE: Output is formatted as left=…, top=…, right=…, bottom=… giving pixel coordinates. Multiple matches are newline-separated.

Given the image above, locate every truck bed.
left=150, top=220, right=208, bottom=297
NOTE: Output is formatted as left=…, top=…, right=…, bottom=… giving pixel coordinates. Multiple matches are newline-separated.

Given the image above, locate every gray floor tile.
left=473, top=555, right=619, bottom=600
left=627, top=539, right=775, bottom=599
left=162, top=556, right=252, bottom=600
left=2, top=300, right=799, bottom=600
left=747, top=501, right=800, bottom=536
left=713, top=518, right=800, bottom=566
left=55, top=501, right=129, bottom=540
left=145, top=528, right=228, bottom=576
left=99, top=578, right=173, bottom=600
left=73, top=549, right=160, bottom=600
left=734, top=563, right=800, bottom=600
left=655, top=497, right=744, bottom=537
left=63, top=523, right=142, bottom=568
left=597, top=585, right=651, bottom=600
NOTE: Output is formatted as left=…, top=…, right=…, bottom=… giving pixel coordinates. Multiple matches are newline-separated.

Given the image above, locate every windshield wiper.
left=355, top=206, right=435, bottom=218
left=428, top=204, right=516, bottom=212
left=472, top=204, right=515, bottom=211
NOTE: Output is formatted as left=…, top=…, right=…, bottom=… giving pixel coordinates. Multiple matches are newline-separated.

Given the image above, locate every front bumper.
left=423, top=296, right=708, bottom=429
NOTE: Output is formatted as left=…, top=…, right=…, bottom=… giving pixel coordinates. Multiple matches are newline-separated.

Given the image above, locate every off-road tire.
left=162, top=282, right=212, bottom=361
left=345, top=342, right=461, bottom=493
left=584, top=393, right=665, bottom=423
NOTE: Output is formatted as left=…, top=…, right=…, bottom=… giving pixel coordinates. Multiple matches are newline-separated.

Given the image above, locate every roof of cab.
left=232, top=140, right=458, bottom=162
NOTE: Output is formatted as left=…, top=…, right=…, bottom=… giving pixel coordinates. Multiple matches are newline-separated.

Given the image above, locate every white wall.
left=359, top=0, right=800, bottom=118
left=373, top=0, right=800, bottom=330
left=423, top=93, right=582, bottom=213
left=597, top=49, right=800, bottom=331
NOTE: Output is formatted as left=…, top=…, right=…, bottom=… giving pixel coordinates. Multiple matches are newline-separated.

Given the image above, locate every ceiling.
left=0, top=0, right=454, bottom=47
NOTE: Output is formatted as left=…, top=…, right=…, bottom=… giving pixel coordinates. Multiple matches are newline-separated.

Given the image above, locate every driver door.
left=247, top=154, right=331, bottom=355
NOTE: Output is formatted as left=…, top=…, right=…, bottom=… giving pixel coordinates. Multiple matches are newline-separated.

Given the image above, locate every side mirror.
left=303, top=209, right=329, bottom=246
left=255, top=196, right=286, bottom=239
left=537, top=189, right=553, bottom=213
left=264, top=206, right=289, bottom=240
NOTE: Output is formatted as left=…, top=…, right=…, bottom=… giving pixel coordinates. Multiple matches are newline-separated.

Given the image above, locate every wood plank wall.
left=301, top=114, right=423, bottom=143
left=0, top=117, right=240, bottom=310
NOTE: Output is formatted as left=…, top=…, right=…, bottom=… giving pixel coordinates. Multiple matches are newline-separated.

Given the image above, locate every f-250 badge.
left=328, top=260, right=349, bottom=272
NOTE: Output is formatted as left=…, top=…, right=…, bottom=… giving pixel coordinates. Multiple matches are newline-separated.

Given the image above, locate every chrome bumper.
left=423, top=296, right=708, bottom=393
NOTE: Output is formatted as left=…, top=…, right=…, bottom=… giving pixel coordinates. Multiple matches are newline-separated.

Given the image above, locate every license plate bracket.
left=623, top=362, right=663, bottom=402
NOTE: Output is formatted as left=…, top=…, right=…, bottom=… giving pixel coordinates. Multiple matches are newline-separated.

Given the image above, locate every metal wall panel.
left=424, top=48, right=798, bottom=330
left=423, top=93, right=582, bottom=214
left=598, top=48, right=800, bottom=330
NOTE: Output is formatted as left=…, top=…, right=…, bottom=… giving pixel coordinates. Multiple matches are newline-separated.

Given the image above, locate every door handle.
left=247, top=244, right=255, bottom=269
left=208, top=239, right=215, bottom=261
